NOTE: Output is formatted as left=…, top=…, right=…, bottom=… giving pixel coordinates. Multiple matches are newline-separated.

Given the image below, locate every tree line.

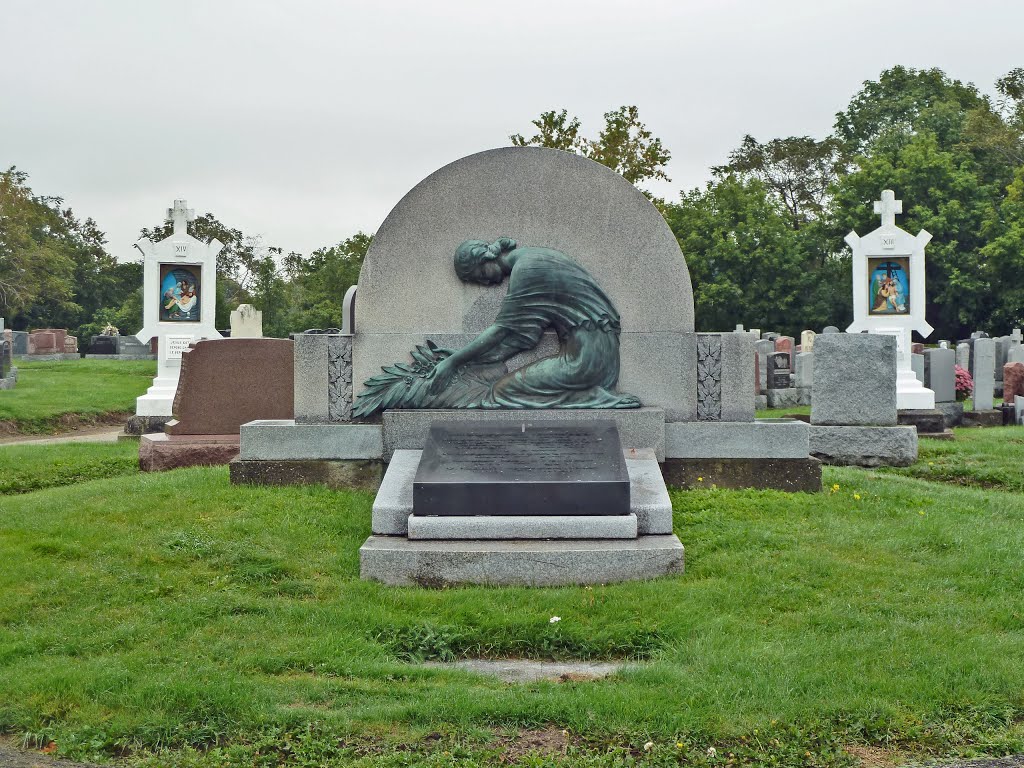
left=2, top=66, right=1022, bottom=346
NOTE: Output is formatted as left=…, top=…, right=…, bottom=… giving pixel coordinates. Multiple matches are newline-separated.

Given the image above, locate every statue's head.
left=454, top=240, right=505, bottom=286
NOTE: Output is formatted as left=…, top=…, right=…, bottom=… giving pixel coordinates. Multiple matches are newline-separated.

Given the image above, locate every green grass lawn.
left=755, top=405, right=810, bottom=419
left=2, top=431, right=1024, bottom=766
left=0, top=441, right=140, bottom=495
left=0, top=358, right=155, bottom=434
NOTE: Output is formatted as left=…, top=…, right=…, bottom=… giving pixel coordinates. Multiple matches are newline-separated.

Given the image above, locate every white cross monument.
left=845, top=190, right=935, bottom=410
left=134, top=199, right=223, bottom=418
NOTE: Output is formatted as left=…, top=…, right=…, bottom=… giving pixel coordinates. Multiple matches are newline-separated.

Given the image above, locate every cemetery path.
left=0, top=425, right=123, bottom=446
left=0, top=741, right=107, bottom=768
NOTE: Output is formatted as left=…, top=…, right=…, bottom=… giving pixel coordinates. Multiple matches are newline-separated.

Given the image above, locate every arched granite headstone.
left=353, top=146, right=696, bottom=421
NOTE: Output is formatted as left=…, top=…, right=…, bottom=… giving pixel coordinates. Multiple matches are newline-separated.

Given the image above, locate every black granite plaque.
left=89, top=335, right=117, bottom=355
left=413, top=421, right=630, bottom=517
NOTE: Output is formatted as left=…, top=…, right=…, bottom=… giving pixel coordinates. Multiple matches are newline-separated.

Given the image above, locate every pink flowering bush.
left=954, top=364, right=973, bottom=401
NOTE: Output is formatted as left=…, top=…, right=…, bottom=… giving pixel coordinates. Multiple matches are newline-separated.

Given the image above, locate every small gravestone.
left=12, top=331, right=28, bottom=355
left=923, top=348, right=955, bottom=403
left=956, top=342, right=970, bottom=371
left=90, top=335, right=117, bottom=355
left=229, top=304, right=263, bottom=338
left=971, top=338, right=996, bottom=411
left=413, top=421, right=629, bottom=518
left=800, top=330, right=816, bottom=351
left=822, top=326, right=840, bottom=334
left=911, top=353, right=925, bottom=383
left=767, top=351, right=791, bottom=390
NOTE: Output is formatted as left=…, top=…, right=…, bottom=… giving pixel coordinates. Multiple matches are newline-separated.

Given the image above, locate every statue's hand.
left=428, top=356, right=458, bottom=395
left=490, top=237, right=517, bottom=254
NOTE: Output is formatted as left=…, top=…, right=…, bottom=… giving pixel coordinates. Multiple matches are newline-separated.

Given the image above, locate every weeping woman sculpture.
left=351, top=237, right=640, bottom=418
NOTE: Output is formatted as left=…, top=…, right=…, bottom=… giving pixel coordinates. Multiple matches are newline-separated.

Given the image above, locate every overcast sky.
left=3, top=0, right=1021, bottom=262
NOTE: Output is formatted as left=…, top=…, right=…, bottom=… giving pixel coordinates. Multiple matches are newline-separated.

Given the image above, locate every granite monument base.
left=360, top=535, right=684, bottom=587
left=809, top=425, right=918, bottom=467
left=382, top=407, right=666, bottom=461
left=661, top=457, right=821, bottom=493
left=960, top=409, right=1003, bottom=428
left=229, top=457, right=384, bottom=491
left=121, top=414, right=172, bottom=440
left=934, top=401, right=964, bottom=429
left=139, top=433, right=239, bottom=472
left=361, top=447, right=682, bottom=586
left=897, top=408, right=951, bottom=439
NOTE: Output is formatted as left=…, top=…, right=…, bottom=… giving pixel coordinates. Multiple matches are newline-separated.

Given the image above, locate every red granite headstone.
left=165, top=338, right=294, bottom=435
left=1004, top=362, right=1024, bottom=405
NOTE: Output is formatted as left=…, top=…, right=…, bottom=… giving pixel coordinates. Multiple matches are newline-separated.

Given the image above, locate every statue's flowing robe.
left=477, top=248, right=635, bottom=408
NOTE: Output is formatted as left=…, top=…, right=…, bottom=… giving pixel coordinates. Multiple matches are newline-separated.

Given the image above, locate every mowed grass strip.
left=0, top=358, right=155, bottom=434
left=880, top=424, right=1024, bottom=492
left=1, top=435, right=1024, bottom=764
left=0, top=441, right=140, bottom=495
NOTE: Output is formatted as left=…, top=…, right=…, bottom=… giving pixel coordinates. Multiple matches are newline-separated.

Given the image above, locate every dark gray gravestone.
left=90, top=335, right=117, bottom=355
left=0, top=340, right=9, bottom=378
left=767, top=351, right=791, bottom=390
left=413, top=421, right=629, bottom=517
left=12, top=331, right=28, bottom=355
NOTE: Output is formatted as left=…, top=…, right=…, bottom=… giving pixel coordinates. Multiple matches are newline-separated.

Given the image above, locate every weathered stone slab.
left=359, top=534, right=684, bottom=587
left=382, top=407, right=665, bottom=461
left=809, top=425, right=917, bottom=467
left=239, top=419, right=383, bottom=460
left=229, top=457, right=383, bottom=491
left=660, top=457, right=821, bottom=492
left=665, top=419, right=809, bottom=459
left=811, top=334, right=897, bottom=426
left=413, top=421, right=629, bottom=517
left=407, top=514, right=638, bottom=540
left=139, top=433, right=239, bottom=471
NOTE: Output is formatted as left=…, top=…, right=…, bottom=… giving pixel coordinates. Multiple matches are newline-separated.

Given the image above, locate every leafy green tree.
left=834, top=66, right=987, bottom=156
left=0, top=167, right=78, bottom=323
left=663, top=175, right=848, bottom=334
left=713, top=135, right=845, bottom=229
left=511, top=106, right=671, bottom=187
left=280, top=233, right=371, bottom=333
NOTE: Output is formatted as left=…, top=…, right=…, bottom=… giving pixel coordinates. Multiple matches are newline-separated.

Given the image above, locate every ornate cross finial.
left=166, top=199, right=195, bottom=236
left=873, top=189, right=902, bottom=228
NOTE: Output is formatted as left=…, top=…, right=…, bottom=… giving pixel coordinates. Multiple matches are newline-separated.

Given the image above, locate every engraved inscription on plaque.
left=413, top=421, right=630, bottom=517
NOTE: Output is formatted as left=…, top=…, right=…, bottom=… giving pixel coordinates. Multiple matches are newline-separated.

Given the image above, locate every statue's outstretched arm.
left=429, top=324, right=509, bottom=394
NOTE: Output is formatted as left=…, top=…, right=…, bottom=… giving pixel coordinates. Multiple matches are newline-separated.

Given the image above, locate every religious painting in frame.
left=867, top=256, right=910, bottom=316
left=159, top=263, right=201, bottom=322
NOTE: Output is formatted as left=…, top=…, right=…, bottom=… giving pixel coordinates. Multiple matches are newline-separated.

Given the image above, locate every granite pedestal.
left=139, top=433, right=240, bottom=471
left=361, top=446, right=683, bottom=586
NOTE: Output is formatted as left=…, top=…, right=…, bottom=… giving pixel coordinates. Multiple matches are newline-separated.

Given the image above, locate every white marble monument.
left=845, top=190, right=935, bottom=410
left=134, top=200, right=223, bottom=417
